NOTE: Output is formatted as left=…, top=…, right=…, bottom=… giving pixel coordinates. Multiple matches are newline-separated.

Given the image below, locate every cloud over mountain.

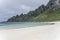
left=0, top=0, right=49, bottom=22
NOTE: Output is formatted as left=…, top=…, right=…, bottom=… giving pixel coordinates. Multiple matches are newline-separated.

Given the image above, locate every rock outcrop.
left=47, top=0, right=60, bottom=10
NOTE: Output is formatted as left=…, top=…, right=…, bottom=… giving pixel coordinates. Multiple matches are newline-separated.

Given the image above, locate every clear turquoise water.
left=0, top=22, right=50, bottom=29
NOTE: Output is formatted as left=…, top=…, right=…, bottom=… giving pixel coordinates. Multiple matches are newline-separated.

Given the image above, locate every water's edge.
left=0, top=22, right=54, bottom=29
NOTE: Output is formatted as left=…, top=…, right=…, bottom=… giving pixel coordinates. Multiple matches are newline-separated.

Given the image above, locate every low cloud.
left=0, top=0, right=49, bottom=22
left=20, top=5, right=32, bottom=10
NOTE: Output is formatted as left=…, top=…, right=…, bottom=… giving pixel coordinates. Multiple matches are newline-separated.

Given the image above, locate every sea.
left=0, top=22, right=51, bottom=29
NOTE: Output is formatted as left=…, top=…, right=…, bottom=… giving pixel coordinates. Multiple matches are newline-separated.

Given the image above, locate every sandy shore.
left=0, top=22, right=60, bottom=40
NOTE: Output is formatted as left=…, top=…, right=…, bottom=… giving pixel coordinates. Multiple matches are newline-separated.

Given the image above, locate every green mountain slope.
left=7, top=0, right=60, bottom=22
left=7, top=5, right=47, bottom=22
left=33, top=8, right=60, bottom=22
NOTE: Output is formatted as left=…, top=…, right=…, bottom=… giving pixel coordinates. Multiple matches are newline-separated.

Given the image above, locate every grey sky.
left=0, top=0, right=49, bottom=22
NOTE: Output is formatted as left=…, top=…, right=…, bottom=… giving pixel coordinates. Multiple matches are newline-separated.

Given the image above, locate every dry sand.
left=0, top=22, right=60, bottom=40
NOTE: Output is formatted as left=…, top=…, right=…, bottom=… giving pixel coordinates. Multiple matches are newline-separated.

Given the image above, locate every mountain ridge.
left=7, top=0, right=60, bottom=22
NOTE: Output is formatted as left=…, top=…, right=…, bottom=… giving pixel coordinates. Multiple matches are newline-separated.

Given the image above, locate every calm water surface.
left=0, top=22, right=51, bottom=29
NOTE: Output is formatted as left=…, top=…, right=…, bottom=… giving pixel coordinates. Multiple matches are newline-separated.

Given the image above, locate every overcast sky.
left=0, top=0, right=49, bottom=22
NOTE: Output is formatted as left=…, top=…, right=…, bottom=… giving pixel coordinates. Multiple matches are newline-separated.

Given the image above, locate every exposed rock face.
left=55, top=0, right=60, bottom=7
left=47, top=0, right=60, bottom=10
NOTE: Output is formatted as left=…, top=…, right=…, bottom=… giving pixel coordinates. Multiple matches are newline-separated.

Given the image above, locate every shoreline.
left=0, top=22, right=60, bottom=40
left=0, top=22, right=55, bottom=30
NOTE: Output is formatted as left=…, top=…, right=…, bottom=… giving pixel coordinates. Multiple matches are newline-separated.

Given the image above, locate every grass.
left=33, top=8, right=60, bottom=22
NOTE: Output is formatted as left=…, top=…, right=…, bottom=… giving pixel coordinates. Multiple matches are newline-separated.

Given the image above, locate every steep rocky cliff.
left=47, top=0, right=60, bottom=10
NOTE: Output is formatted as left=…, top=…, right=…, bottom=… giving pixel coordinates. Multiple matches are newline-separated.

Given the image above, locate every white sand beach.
left=0, top=22, right=60, bottom=40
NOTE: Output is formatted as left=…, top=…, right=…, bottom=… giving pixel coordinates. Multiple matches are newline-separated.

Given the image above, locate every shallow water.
left=0, top=22, right=51, bottom=29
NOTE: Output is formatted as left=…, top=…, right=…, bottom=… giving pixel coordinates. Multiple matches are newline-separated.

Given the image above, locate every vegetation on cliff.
left=7, top=0, right=60, bottom=22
